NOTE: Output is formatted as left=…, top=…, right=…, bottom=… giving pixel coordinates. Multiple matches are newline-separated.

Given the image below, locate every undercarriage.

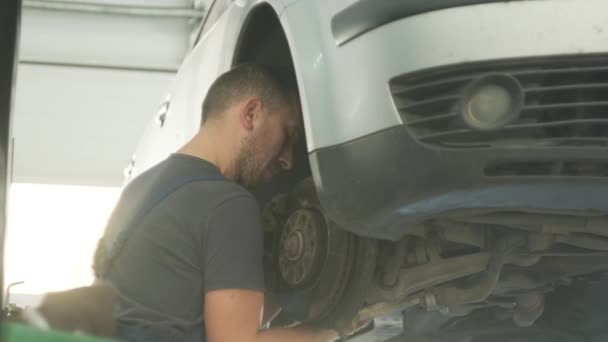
left=262, top=179, right=608, bottom=340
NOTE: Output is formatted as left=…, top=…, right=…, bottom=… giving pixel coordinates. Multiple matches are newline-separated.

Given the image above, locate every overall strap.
left=94, top=173, right=224, bottom=278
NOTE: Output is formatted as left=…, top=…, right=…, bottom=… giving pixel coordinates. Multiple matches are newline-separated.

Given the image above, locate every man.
left=92, top=64, right=338, bottom=342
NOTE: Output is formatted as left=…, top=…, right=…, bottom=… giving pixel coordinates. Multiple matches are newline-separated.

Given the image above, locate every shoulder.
left=167, top=180, right=261, bottom=226
left=203, top=185, right=263, bottom=248
left=187, top=180, right=257, bottom=210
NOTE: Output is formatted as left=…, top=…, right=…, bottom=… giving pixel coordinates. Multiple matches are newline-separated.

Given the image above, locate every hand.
left=36, top=284, right=115, bottom=337
left=317, top=329, right=340, bottom=342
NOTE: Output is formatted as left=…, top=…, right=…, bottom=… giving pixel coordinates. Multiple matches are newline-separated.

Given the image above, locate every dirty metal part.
left=513, top=291, right=545, bottom=327
left=507, top=253, right=542, bottom=267
left=520, top=230, right=608, bottom=254
left=372, top=219, right=608, bottom=337
left=431, top=237, right=524, bottom=308
left=377, top=239, right=408, bottom=288
left=528, top=233, right=555, bottom=252
left=485, top=299, right=517, bottom=309
left=435, top=298, right=520, bottom=319
left=426, top=240, right=442, bottom=262
left=367, top=252, right=492, bottom=303
left=278, top=208, right=327, bottom=288
left=414, top=241, right=431, bottom=264
left=423, top=291, right=439, bottom=311
left=450, top=213, right=608, bottom=251
left=409, top=237, right=443, bottom=266
left=401, top=224, right=429, bottom=238
left=357, top=296, right=421, bottom=322
left=493, top=272, right=541, bottom=296
left=528, top=251, right=608, bottom=257
left=513, top=255, right=608, bottom=280
left=404, top=326, right=584, bottom=342
left=367, top=236, right=534, bottom=304
left=436, top=221, right=485, bottom=248
left=555, top=234, right=608, bottom=251
left=455, top=213, right=608, bottom=237
left=439, top=305, right=474, bottom=317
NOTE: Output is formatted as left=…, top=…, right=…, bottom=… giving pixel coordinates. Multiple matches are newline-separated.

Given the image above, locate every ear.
left=240, top=97, right=262, bottom=132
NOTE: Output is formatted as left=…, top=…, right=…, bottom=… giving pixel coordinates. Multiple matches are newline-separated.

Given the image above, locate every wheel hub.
left=285, top=231, right=304, bottom=261
left=278, top=208, right=326, bottom=288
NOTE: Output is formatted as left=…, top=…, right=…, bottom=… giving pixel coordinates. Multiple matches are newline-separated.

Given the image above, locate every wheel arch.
left=231, top=1, right=313, bottom=201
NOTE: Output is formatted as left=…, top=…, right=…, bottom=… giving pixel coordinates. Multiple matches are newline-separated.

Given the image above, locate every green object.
left=1, top=322, right=117, bottom=342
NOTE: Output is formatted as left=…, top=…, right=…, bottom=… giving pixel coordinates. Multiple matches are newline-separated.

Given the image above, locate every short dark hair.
left=201, top=63, right=298, bottom=124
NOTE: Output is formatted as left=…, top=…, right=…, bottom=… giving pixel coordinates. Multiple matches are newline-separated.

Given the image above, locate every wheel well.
left=233, top=3, right=311, bottom=200
left=233, top=4, right=294, bottom=73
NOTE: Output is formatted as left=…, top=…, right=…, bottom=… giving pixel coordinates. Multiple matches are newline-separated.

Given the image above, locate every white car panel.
left=283, top=0, right=608, bottom=151
left=130, top=0, right=608, bottom=176
left=129, top=0, right=286, bottom=178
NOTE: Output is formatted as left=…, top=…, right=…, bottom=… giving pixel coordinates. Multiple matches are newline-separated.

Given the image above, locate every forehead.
left=275, top=102, right=302, bottom=130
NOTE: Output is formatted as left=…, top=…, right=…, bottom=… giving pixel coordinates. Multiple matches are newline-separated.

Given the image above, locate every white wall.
left=13, top=64, right=173, bottom=186
left=13, top=1, right=203, bottom=186
left=5, top=0, right=203, bottom=305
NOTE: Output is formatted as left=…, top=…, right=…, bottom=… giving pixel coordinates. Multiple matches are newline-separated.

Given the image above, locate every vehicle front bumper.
left=310, top=125, right=608, bottom=240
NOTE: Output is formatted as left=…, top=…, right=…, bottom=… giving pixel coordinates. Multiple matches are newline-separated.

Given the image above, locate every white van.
left=127, top=0, right=608, bottom=340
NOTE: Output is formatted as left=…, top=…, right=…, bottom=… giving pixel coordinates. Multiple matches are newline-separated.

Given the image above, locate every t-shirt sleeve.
left=203, top=195, right=265, bottom=293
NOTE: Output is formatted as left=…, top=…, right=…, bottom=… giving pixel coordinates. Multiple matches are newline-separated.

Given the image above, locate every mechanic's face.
left=234, top=101, right=300, bottom=187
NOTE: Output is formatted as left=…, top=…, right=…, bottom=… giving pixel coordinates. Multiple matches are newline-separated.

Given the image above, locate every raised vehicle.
left=126, top=0, right=608, bottom=340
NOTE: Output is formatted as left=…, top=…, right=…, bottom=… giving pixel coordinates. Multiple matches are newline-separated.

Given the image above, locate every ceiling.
left=12, top=0, right=208, bottom=186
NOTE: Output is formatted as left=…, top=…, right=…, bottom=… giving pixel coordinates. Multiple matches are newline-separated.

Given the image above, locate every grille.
left=390, top=56, right=608, bottom=148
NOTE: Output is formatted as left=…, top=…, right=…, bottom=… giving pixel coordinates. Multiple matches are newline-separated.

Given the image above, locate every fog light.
left=460, top=74, right=524, bottom=130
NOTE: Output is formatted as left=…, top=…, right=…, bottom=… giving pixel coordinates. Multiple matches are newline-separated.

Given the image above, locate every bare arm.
left=205, top=289, right=337, bottom=342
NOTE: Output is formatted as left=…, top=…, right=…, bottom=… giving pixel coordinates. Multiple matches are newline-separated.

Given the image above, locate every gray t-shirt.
left=100, top=154, right=264, bottom=342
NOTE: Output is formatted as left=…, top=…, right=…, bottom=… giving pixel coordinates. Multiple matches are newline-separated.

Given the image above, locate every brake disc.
left=264, top=179, right=378, bottom=331
left=277, top=207, right=327, bottom=289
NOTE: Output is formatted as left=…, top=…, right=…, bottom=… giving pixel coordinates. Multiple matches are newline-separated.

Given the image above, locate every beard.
left=234, top=133, right=266, bottom=188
